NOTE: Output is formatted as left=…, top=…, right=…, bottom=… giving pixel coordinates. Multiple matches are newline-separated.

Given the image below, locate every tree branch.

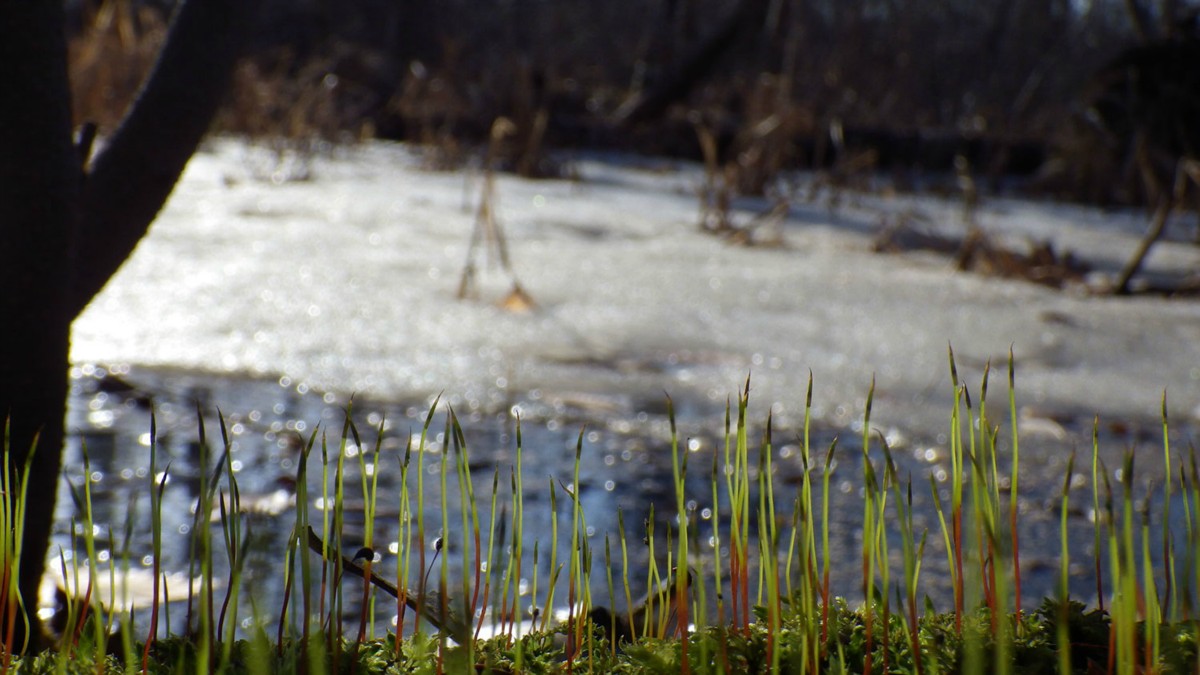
left=71, top=0, right=261, bottom=316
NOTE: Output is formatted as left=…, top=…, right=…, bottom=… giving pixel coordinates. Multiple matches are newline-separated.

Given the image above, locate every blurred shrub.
left=68, top=0, right=167, bottom=135
left=66, top=0, right=1198, bottom=205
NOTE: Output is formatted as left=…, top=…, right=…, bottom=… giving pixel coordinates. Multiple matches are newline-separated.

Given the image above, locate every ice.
left=73, top=138, right=1200, bottom=442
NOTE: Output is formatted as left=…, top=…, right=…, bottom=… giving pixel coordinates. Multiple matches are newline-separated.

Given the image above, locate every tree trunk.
left=0, top=3, right=79, bottom=650
left=0, top=0, right=259, bottom=648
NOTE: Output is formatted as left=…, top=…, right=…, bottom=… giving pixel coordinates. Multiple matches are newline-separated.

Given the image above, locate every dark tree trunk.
left=0, top=3, right=79, bottom=650
left=0, top=0, right=259, bottom=648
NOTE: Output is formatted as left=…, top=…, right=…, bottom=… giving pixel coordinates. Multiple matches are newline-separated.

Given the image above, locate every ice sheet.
left=73, top=139, right=1200, bottom=442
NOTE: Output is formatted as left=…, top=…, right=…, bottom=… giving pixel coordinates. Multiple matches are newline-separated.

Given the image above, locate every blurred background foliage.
left=66, top=0, right=1200, bottom=206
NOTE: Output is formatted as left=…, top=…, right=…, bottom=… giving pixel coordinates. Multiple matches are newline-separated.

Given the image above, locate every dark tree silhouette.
left=0, top=0, right=259, bottom=648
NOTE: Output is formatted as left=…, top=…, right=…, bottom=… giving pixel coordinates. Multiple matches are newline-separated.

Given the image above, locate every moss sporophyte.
left=16, top=354, right=1200, bottom=673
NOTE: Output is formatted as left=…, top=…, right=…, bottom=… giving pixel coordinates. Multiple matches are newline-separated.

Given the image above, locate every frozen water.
left=64, top=137, right=1200, bottom=618
left=73, top=138, right=1200, bottom=442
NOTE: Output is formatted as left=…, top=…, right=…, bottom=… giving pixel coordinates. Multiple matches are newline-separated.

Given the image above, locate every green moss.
left=10, top=353, right=1200, bottom=672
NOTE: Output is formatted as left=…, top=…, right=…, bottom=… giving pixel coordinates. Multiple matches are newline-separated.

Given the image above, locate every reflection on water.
left=59, top=364, right=1182, bottom=636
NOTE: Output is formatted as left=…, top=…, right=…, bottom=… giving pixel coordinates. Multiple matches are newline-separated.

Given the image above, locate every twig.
left=305, top=526, right=472, bottom=644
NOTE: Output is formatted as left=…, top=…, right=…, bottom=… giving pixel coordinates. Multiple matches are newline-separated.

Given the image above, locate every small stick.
left=305, top=526, right=471, bottom=644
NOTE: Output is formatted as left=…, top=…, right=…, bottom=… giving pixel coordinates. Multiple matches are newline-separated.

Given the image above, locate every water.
left=57, top=139, right=1200, bottom=635
left=56, top=362, right=1185, bottom=638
